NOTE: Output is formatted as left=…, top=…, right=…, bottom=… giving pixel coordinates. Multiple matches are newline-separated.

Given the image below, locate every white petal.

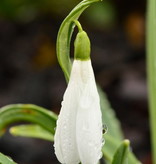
left=54, top=60, right=82, bottom=164
left=54, top=59, right=103, bottom=164
left=76, top=60, right=103, bottom=164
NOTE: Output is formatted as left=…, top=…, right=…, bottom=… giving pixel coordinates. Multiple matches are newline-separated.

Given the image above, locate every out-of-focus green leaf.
left=102, top=134, right=120, bottom=162
left=84, top=1, right=117, bottom=30
left=0, top=0, right=80, bottom=22
left=0, top=103, right=140, bottom=163
left=0, top=152, right=17, bottom=164
left=10, top=124, right=53, bottom=142
left=98, top=86, right=123, bottom=141
left=9, top=123, right=140, bottom=164
left=147, top=0, right=156, bottom=163
left=0, top=104, right=57, bottom=136
left=103, top=134, right=141, bottom=164
left=111, top=140, right=129, bottom=164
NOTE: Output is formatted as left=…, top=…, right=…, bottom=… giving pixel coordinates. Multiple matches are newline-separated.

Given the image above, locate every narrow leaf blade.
left=112, top=140, right=130, bottom=164
left=147, top=0, right=156, bottom=163
left=10, top=124, right=53, bottom=142
left=0, top=104, right=57, bottom=136
left=98, top=86, right=124, bottom=141
left=0, top=152, right=17, bottom=164
left=102, top=134, right=141, bottom=164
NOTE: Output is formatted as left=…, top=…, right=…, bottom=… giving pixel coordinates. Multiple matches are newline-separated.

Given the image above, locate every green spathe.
left=74, top=31, right=91, bottom=60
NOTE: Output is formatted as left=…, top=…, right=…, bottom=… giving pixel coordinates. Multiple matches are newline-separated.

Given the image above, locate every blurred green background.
left=0, top=0, right=149, bottom=164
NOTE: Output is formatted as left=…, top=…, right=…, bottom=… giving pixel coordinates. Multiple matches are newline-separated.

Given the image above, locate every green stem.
left=147, top=0, right=156, bottom=163
left=74, top=20, right=83, bottom=32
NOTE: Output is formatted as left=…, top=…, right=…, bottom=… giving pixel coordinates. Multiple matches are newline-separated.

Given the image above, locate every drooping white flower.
left=54, top=27, right=103, bottom=164
left=54, top=59, right=103, bottom=164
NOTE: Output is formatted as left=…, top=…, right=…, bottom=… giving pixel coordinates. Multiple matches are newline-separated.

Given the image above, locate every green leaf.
left=98, top=86, right=123, bottom=141
left=10, top=124, right=53, bottom=142
left=57, top=0, right=102, bottom=80
left=0, top=103, right=140, bottom=164
left=112, top=140, right=129, bottom=164
left=102, top=134, right=120, bottom=162
left=99, top=88, right=141, bottom=163
left=147, top=0, right=156, bottom=163
left=0, top=104, right=57, bottom=136
left=102, top=134, right=141, bottom=164
left=0, top=152, right=17, bottom=164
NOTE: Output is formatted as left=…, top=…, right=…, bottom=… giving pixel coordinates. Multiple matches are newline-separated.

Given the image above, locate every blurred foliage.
left=0, top=0, right=80, bottom=22
left=0, top=152, right=17, bottom=164
left=84, top=1, right=117, bottom=30
left=0, top=0, right=116, bottom=27
left=112, top=140, right=130, bottom=164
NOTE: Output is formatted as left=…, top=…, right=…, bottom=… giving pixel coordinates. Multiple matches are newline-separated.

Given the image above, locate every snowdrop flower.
left=54, top=25, right=103, bottom=164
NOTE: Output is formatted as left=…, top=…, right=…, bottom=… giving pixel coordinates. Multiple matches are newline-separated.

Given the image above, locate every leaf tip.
left=9, top=127, right=16, bottom=136
left=123, top=139, right=130, bottom=147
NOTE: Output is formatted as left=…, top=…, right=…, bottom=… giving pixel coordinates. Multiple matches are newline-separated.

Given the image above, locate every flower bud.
left=74, top=31, right=91, bottom=60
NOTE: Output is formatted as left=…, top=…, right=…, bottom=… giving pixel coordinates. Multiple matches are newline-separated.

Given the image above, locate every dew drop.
left=98, top=152, right=103, bottom=159
left=61, top=101, right=64, bottom=106
left=102, top=124, right=108, bottom=134
left=101, top=138, right=105, bottom=147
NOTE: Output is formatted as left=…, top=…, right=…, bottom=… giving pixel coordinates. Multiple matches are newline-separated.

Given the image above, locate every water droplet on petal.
left=102, top=124, right=108, bottom=134
left=98, top=152, right=103, bottom=159
left=101, top=138, right=105, bottom=147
